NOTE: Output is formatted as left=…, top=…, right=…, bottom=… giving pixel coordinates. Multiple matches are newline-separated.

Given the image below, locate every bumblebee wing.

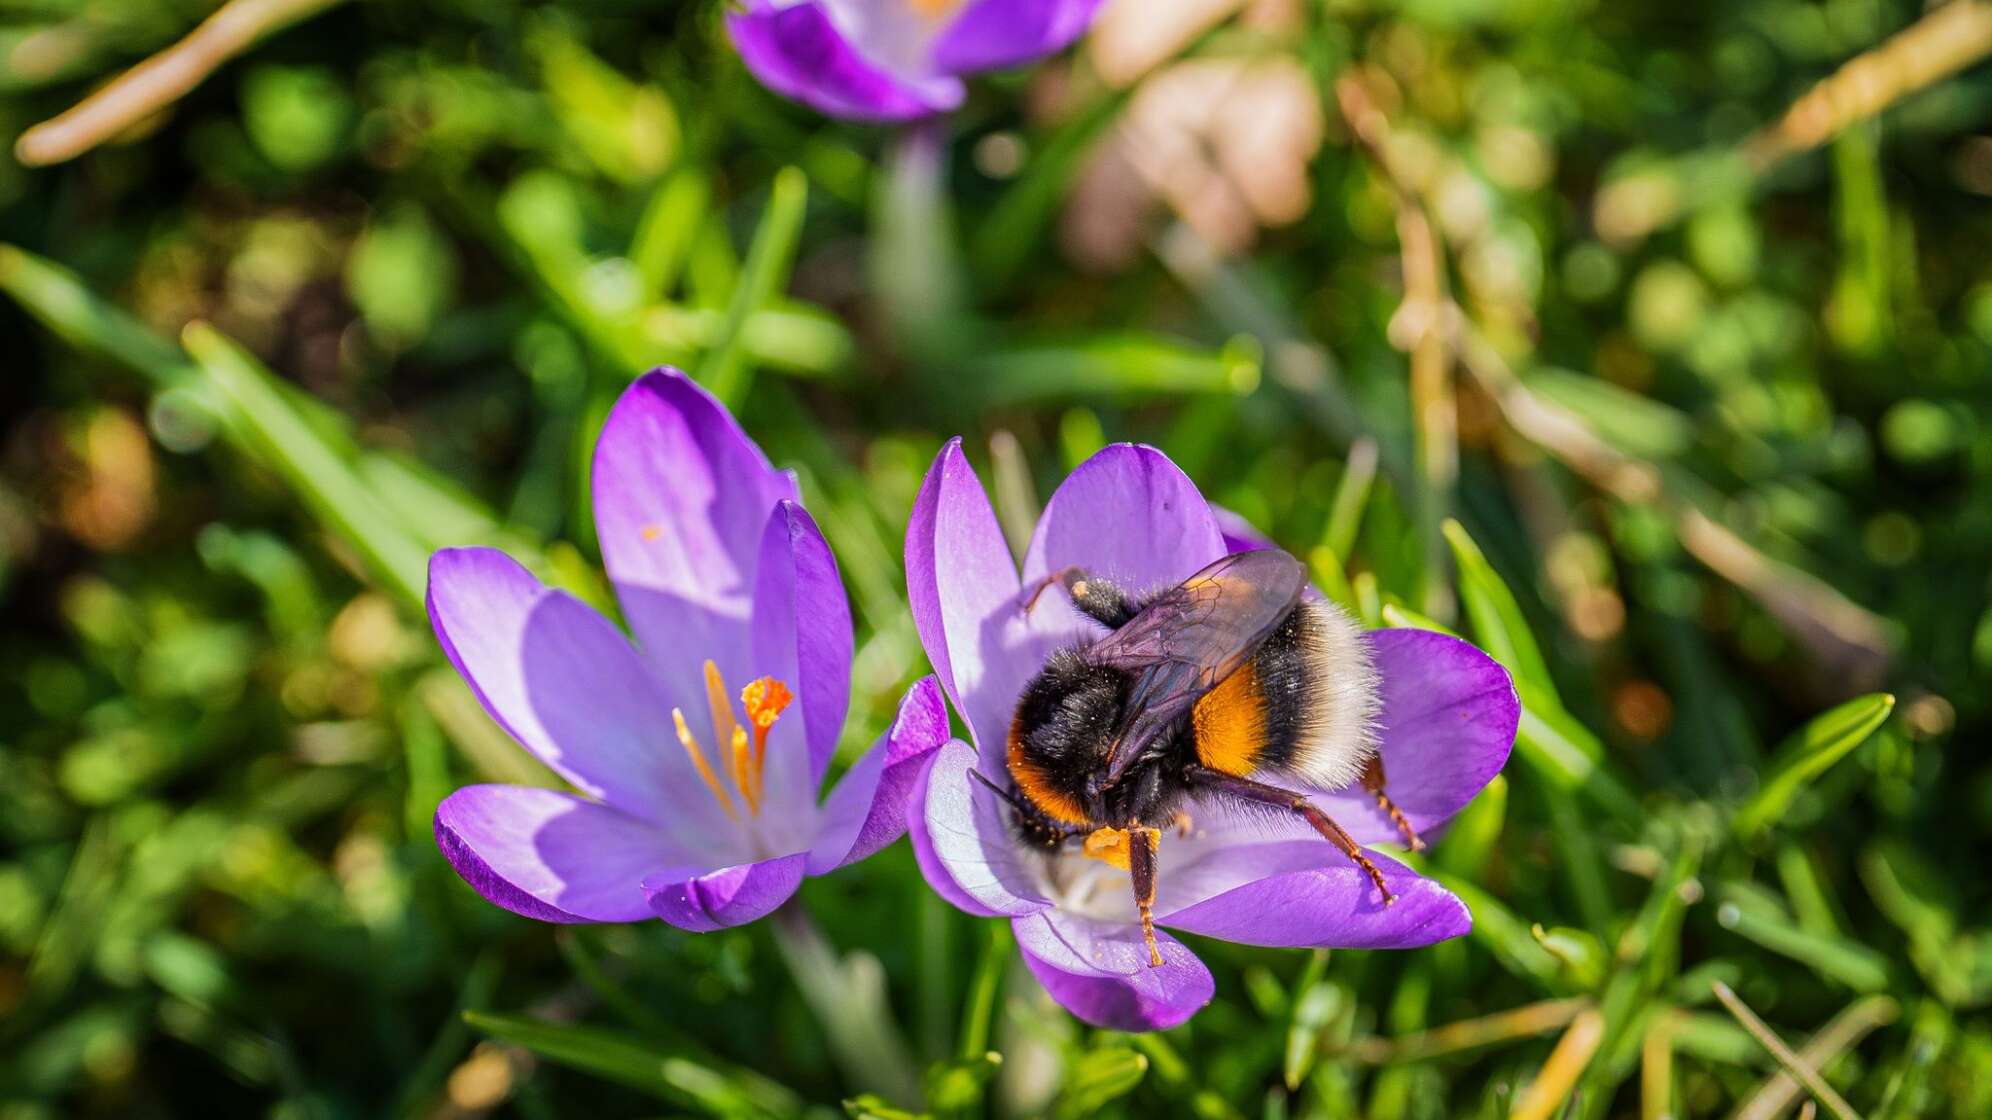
left=1088, top=550, right=1307, bottom=781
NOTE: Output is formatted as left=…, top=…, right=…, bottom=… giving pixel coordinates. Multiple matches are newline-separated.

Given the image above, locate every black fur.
left=1006, top=597, right=1345, bottom=831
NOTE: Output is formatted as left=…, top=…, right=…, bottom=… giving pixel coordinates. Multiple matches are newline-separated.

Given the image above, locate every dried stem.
left=16, top=0, right=349, bottom=167
left=1644, top=1009, right=1678, bottom=1120
left=1509, top=1006, right=1606, bottom=1120
left=1448, top=308, right=1895, bottom=687
left=1744, top=0, right=1992, bottom=170
left=1736, top=995, right=1899, bottom=1120
left=1596, top=0, right=1992, bottom=241
left=1347, top=997, right=1589, bottom=1064
left=1335, top=71, right=1456, bottom=620
left=1711, top=981, right=1864, bottom=1120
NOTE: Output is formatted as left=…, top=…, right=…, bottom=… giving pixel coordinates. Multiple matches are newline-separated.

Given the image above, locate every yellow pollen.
left=741, top=677, right=793, bottom=777
left=641, top=524, right=663, bottom=541
left=673, top=708, right=739, bottom=821
left=678, top=661, right=795, bottom=818
left=1083, top=827, right=1132, bottom=871
left=907, top=0, right=960, bottom=17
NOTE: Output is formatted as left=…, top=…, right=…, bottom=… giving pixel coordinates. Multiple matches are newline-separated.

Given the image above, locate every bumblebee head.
left=1007, top=650, right=1125, bottom=826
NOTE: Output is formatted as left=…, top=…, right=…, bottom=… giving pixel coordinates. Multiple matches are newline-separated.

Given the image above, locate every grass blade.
left=698, top=166, right=808, bottom=405
left=1733, top=693, right=1895, bottom=841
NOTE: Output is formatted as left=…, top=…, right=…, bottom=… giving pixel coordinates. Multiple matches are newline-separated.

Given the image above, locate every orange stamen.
left=673, top=708, right=738, bottom=821
left=702, top=660, right=741, bottom=776
left=741, top=677, right=793, bottom=776
left=730, top=725, right=759, bottom=813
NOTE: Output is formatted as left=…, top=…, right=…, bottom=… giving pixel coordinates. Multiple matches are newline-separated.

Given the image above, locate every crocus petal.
left=593, top=369, right=797, bottom=709
left=1021, top=442, right=1228, bottom=603
left=907, top=740, right=1052, bottom=917
left=1157, top=841, right=1470, bottom=948
left=750, top=501, right=854, bottom=803
left=644, top=852, right=809, bottom=933
left=426, top=548, right=740, bottom=854
left=807, top=677, right=950, bottom=874
left=1210, top=504, right=1277, bottom=553
left=1315, top=629, right=1519, bottom=846
left=1017, top=445, right=1229, bottom=685
left=727, top=2, right=965, bottom=123
left=435, top=786, right=689, bottom=924
left=905, top=439, right=1037, bottom=755
left=1013, top=909, right=1213, bottom=1032
left=931, top=0, right=1105, bottom=75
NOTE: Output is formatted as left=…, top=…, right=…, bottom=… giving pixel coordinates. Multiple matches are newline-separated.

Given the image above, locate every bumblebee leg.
left=1186, top=766, right=1395, bottom=905
left=1126, top=826, right=1164, bottom=967
left=1022, top=566, right=1136, bottom=628
left=1361, top=755, right=1425, bottom=852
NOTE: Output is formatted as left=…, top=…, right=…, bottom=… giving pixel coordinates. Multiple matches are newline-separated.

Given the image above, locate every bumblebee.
left=981, top=549, right=1424, bottom=967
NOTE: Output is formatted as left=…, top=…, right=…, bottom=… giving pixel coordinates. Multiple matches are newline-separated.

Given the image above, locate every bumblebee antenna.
left=966, top=767, right=1037, bottom=816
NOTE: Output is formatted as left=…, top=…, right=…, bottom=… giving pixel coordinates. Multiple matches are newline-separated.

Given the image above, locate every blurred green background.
left=3, top=0, right=1991, bottom=1117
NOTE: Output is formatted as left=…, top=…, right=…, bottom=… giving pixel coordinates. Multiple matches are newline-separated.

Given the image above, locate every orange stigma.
left=673, top=661, right=792, bottom=818
left=742, top=676, right=793, bottom=780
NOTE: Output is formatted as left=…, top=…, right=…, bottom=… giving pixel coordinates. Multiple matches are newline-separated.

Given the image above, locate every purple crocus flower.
left=903, top=441, right=1519, bottom=1030
left=428, top=369, right=947, bottom=930
left=727, top=0, right=1106, bottom=122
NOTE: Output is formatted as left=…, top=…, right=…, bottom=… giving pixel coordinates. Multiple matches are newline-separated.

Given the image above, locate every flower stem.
left=769, top=899, right=924, bottom=1107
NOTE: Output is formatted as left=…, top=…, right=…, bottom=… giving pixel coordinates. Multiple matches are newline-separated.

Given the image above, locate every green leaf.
left=1283, top=958, right=1340, bottom=1090
left=181, top=323, right=428, bottom=608
left=1435, top=774, right=1507, bottom=879
left=1443, top=519, right=1556, bottom=699
left=1054, top=1048, right=1149, bottom=1119
left=925, top=1052, right=1000, bottom=1114
left=1521, top=368, right=1695, bottom=460
left=844, top=1095, right=929, bottom=1120
left=464, top=1011, right=797, bottom=1118
left=963, top=333, right=1260, bottom=407
left=699, top=166, right=809, bottom=404
left=1733, top=693, right=1894, bottom=840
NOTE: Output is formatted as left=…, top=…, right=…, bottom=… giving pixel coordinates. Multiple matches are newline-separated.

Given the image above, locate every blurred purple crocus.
left=727, top=0, right=1106, bottom=122
left=903, top=441, right=1519, bottom=1030
left=428, top=369, right=947, bottom=931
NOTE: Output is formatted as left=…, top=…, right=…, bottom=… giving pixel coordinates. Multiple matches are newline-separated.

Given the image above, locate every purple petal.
left=1210, top=504, right=1277, bottom=553
left=808, top=677, right=950, bottom=874
left=1157, top=841, right=1470, bottom=948
left=1021, top=443, right=1228, bottom=601
left=907, top=740, right=1052, bottom=918
left=905, top=439, right=1040, bottom=755
left=1013, top=909, right=1213, bottom=1032
left=435, top=786, right=690, bottom=923
left=644, top=852, right=809, bottom=933
left=426, top=548, right=740, bottom=853
left=931, top=0, right=1105, bottom=75
left=592, top=370, right=797, bottom=711
left=750, top=501, right=853, bottom=801
left=1316, top=629, right=1519, bottom=846
left=727, top=2, right=964, bottom=123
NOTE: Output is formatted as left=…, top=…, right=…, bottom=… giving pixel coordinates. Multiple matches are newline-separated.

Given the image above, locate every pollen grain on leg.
left=1082, top=827, right=1132, bottom=871
left=673, top=708, right=739, bottom=821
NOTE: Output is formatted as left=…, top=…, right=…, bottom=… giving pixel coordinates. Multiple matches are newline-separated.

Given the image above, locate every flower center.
left=671, top=660, right=793, bottom=820
left=906, top=0, right=961, bottom=20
